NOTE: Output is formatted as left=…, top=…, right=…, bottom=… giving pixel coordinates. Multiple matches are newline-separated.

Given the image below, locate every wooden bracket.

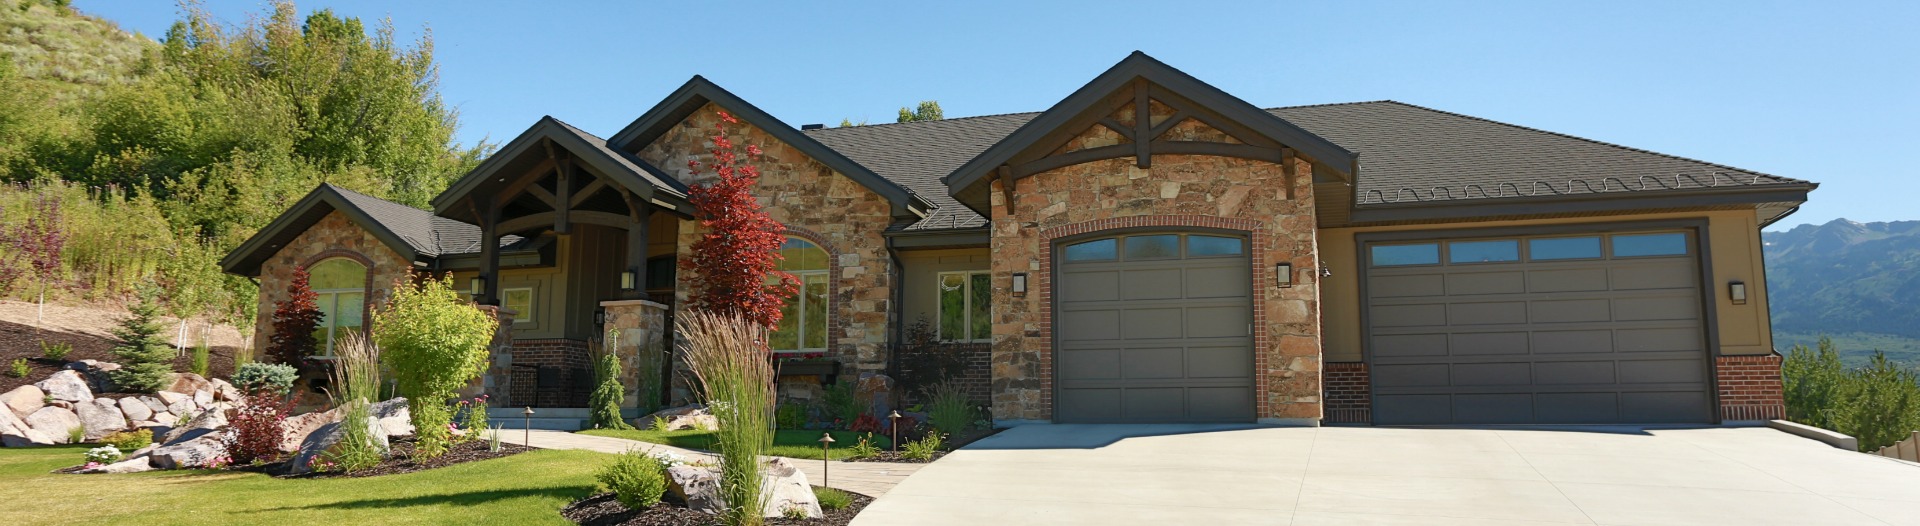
left=1281, top=147, right=1298, bottom=200
left=996, top=165, right=1017, bottom=214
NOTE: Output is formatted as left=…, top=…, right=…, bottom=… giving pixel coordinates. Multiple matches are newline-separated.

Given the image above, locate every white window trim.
left=501, top=286, right=534, bottom=323
left=774, top=270, right=830, bottom=355
left=936, top=271, right=992, bottom=343
left=312, top=287, right=362, bottom=358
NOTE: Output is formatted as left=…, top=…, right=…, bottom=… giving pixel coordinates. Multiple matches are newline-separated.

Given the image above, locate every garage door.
left=1365, top=230, right=1713, bottom=425
left=1055, top=233, right=1254, bottom=423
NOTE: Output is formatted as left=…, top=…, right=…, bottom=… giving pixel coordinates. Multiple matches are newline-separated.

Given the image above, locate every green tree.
left=895, top=100, right=943, bottom=123
left=589, top=333, right=633, bottom=431
left=374, top=274, right=497, bottom=459
left=109, top=286, right=173, bottom=392
left=1839, top=352, right=1920, bottom=451
left=1782, top=337, right=1847, bottom=430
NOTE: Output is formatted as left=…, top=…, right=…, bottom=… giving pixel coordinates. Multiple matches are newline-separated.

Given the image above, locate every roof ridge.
left=804, top=110, right=1042, bottom=132
left=1261, top=100, right=1399, bottom=111
left=1368, top=100, right=1809, bottom=184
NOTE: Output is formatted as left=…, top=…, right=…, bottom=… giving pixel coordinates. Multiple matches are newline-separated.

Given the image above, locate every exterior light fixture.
left=620, top=270, right=637, bottom=290
left=1729, top=281, right=1747, bottom=305
left=888, top=410, right=902, bottom=452
left=1011, top=273, right=1028, bottom=296
left=818, top=433, right=836, bottom=486
left=1276, top=263, right=1293, bottom=287
left=470, top=276, right=486, bottom=296
left=593, top=308, right=607, bottom=326
left=522, top=406, right=535, bottom=446
left=1320, top=261, right=1333, bottom=278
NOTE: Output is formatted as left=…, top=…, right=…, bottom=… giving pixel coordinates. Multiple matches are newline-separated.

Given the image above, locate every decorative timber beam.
left=1009, top=141, right=1288, bottom=179
left=1134, top=79, right=1150, bottom=168
left=995, top=165, right=1016, bottom=214
left=1281, top=147, right=1297, bottom=200
left=496, top=210, right=633, bottom=235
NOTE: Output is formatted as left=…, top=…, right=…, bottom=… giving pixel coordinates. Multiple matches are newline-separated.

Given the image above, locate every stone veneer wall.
left=1716, top=354, right=1785, bottom=421
left=635, top=102, right=898, bottom=377
left=252, top=211, right=412, bottom=352
left=1322, top=362, right=1370, bottom=424
left=989, top=134, right=1322, bottom=421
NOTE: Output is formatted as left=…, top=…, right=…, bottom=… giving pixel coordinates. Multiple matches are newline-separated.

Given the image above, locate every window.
left=1449, top=240, right=1520, bottom=264
left=1612, top=233, right=1688, bottom=257
left=1123, top=235, right=1180, bottom=260
left=644, top=256, right=676, bottom=290
left=771, top=238, right=828, bottom=353
left=308, top=258, right=367, bottom=356
left=1371, top=243, right=1440, bottom=266
left=502, top=287, right=533, bottom=323
left=1187, top=235, right=1244, bottom=257
left=938, top=272, right=991, bottom=341
left=1529, top=236, right=1603, bottom=260
left=1063, top=238, right=1117, bottom=262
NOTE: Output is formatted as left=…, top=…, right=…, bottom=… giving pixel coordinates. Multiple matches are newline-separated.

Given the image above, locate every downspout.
left=886, top=238, right=906, bottom=380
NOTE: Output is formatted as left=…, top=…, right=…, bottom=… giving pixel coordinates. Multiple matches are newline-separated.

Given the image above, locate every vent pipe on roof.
left=800, top=124, right=825, bottom=130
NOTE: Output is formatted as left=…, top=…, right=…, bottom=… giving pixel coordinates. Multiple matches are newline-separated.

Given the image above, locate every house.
left=220, top=52, right=1812, bottom=427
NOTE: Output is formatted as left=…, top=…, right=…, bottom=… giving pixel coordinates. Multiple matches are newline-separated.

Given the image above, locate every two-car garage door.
left=1364, top=229, right=1713, bottom=425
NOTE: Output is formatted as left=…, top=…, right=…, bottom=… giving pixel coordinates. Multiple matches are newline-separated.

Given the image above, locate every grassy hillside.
left=0, top=0, right=152, bottom=98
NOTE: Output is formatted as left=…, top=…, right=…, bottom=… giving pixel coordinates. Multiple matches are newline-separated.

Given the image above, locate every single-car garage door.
left=1055, top=232, right=1254, bottom=423
left=1364, top=229, right=1713, bottom=425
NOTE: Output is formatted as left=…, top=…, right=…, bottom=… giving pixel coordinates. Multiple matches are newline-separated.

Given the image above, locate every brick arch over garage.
left=1033, top=215, right=1281, bottom=421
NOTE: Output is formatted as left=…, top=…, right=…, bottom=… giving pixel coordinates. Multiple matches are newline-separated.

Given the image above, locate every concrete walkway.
left=500, top=430, right=923, bottom=498
left=851, top=424, right=1920, bottom=526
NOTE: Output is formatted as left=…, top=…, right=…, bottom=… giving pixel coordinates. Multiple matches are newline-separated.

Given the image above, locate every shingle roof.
left=331, top=185, right=523, bottom=256
left=805, top=101, right=1810, bottom=230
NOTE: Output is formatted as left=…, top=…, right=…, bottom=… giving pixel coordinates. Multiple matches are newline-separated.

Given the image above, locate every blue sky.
left=75, top=1, right=1916, bottom=230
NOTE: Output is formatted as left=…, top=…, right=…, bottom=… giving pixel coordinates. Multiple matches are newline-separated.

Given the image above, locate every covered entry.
left=1363, top=226, right=1713, bottom=425
left=1054, top=232, right=1255, bottom=423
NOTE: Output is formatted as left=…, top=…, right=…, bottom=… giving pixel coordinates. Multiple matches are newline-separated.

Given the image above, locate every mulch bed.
left=0, top=300, right=244, bottom=394
left=563, top=488, right=873, bottom=526
left=843, top=427, right=1002, bottom=464
left=278, top=435, right=536, bottom=478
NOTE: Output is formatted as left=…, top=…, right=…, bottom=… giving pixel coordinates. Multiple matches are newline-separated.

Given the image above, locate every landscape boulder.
left=150, top=435, right=227, bottom=470
left=164, top=373, right=213, bottom=397
left=118, top=397, right=154, bottom=422
left=638, top=404, right=716, bottom=431
left=857, top=372, right=896, bottom=416
left=281, top=406, right=344, bottom=453
left=0, top=407, right=54, bottom=446
left=666, top=458, right=822, bottom=518
left=209, top=379, right=242, bottom=402
left=24, top=406, right=82, bottom=443
left=192, top=389, right=214, bottom=409
left=156, top=391, right=193, bottom=415
left=286, top=412, right=391, bottom=475
left=369, top=397, right=413, bottom=436
left=35, top=370, right=93, bottom=403
left=74, top=398, right=127, bottom=440
left=1, top=385, right=46, bottom=417
left=68, top=360, right=122, bottom=393
left=161, top=406, right=228, bottom=445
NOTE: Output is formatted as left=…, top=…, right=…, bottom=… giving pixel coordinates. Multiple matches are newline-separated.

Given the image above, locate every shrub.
left=374, top=274, right=496, bottom=459
left=679, top=311, right=776, bottom=525
left=487, top=424, right=504, bottom=453
left=324, top=331, right=385, bottom=472
left=232, top=362, right=297, bottom=396
left=775, top=402, right=808, bottom=429
left=923, top=380, right=972, bottom=435
left=894, top=317, right=969, bottom=397
left=190, top=343, right=211, bottom=377
left=67, top=425, right=85, bottom=444
left=1784, top=339, right=1847, bottom=430
left=101, top=429, right=152, bottom=451
left=456, top=395, right=490, bottom=442
left=226, top=387, right=294, bottom=464
left=266, top=267, right=322, bottom=371
left=813, top=486, right=854, bottom=511
left=902, top=432, right=944, bottom=461
left=597, top=450, right=669, bottom=510
left=84, top=445, right=123, bottom=464
left=1837, top=353, right=1920, bottom=451
left=649, top=414, right=671, bottom=432
left=109, top=286, right=174, bottom=392
left=847, top=434, right=880, bottom=459
left=40, top=340, right=72, bottom=361
left=820, top=381, right=867, bottom=428
left=8, top=358, right=26, bottom=378
left=588, top=335, right=633, bottom=431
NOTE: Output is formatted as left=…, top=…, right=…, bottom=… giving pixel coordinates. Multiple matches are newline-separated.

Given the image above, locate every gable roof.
left=805, top=101, right=1814, bottom=230
left=221, top=184, right=450, bottom=276
left=942, top=51, right=1359, bottom=215
left=430, top=116, right=691, bottom=225
left=605, top=75, right=936, bottom=219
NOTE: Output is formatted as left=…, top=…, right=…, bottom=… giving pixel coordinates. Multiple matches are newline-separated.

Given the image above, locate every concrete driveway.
left=850, top=424, right=1920, bottom=525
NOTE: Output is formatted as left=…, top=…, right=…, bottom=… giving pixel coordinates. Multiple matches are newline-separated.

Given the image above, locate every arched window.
left=771, top=237, right=828, bottom=353
left=308, top=258, right=367, bottom=356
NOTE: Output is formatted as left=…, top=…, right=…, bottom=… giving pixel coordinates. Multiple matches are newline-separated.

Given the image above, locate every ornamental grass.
left=677, top=311, right=776, bottom=526
left=325, top=331, right=385, bottom=472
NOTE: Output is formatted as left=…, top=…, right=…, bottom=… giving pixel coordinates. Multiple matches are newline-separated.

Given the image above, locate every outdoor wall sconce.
left=1276, top=263, right=1294, bottom=287
left=619, top=270, right=637, bottom=290
left=469, top=276, right=486, bottom=296
left=1320, top=261, right=1333, bottom=278
left=1011, top=273, right=1028, bottom=296
left=1729, top=280, right=1747, bottom=305
left=593, top=308, right=607, bottom=326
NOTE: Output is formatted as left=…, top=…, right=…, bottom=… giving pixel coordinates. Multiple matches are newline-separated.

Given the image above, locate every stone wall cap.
left=599, top=299, right=668, bottom=309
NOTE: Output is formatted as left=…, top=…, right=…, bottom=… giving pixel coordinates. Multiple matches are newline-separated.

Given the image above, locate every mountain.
left=1765, top=218, right=1920, bottom=365
left=0, top=0, right=152, bottom=98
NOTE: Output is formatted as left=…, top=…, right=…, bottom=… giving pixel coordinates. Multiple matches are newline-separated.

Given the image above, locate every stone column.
left=477, top=306, right=517, bottom=403
left=600, top=299, right=667, bottom=410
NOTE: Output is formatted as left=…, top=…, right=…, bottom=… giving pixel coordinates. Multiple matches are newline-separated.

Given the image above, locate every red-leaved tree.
left=225, top=387, right=294, bottom=464
left=267, top=267, right=323, bottom=369
left=679, top=111, right=798, bottom=329
left=15, top=190, right=66, bottom=327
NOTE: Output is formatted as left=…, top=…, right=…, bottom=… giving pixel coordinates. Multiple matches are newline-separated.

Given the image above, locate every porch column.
left=624, top=196, right=654, bottom=301
left=601, top=299, right=668, bottom=414
left=477, top=199, right=502, bottom=305
left=475, top=305, right=517, bottom=403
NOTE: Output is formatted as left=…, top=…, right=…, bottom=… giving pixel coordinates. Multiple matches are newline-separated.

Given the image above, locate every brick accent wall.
left=509, top=339, right=592, bottom=407
left=1717, top=354, right=1784, bottom=421
left=989, top=108, right=1323, bottom=422
left=896, top=342, right=992, bottom=405
left=1323, top=362, right=1371, bottom=424
left=253, top=211, right=411, bottom=352
left=637, top=102, right=897, bottom=376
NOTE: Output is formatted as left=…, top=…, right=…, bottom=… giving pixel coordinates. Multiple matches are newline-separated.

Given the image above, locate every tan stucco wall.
left=899, top=248, right=991, bottom=331
left=1318, top=208, right=1776, bottom=363
left=635, top=102, right=898, bottom=372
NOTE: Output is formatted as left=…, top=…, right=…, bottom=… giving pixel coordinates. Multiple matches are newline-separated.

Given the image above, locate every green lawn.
left=0, top=445, right=610, bottom=526
left=577, top=429, right=890, bottom=460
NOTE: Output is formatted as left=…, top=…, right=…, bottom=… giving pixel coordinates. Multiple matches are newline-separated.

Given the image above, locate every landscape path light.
left=818, top=433, right=836, bottom=487
left=888, top=410, right=902, bottom=452
left=523, top=407, right=536, bottom=446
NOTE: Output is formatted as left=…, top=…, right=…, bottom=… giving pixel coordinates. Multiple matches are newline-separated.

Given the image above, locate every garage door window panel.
left=1528, top=236, right=1602, bottom=261
left=1123, top=235, right=1180, bottom=260
left=1064, top=239, right=1117, bottom=262
left=1611, top=233, right=1689, bottom=258
left=1187, top=235, right=1243, bottom=257
left=1371, top=243, right=1440, bottom=266
left=1449, top=240, right=1520, bottom=264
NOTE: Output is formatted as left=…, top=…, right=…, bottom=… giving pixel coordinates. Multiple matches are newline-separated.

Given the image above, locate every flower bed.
left=562, top=487, right=872, bottom=526
left=279, top=434, right=535, bottom=478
